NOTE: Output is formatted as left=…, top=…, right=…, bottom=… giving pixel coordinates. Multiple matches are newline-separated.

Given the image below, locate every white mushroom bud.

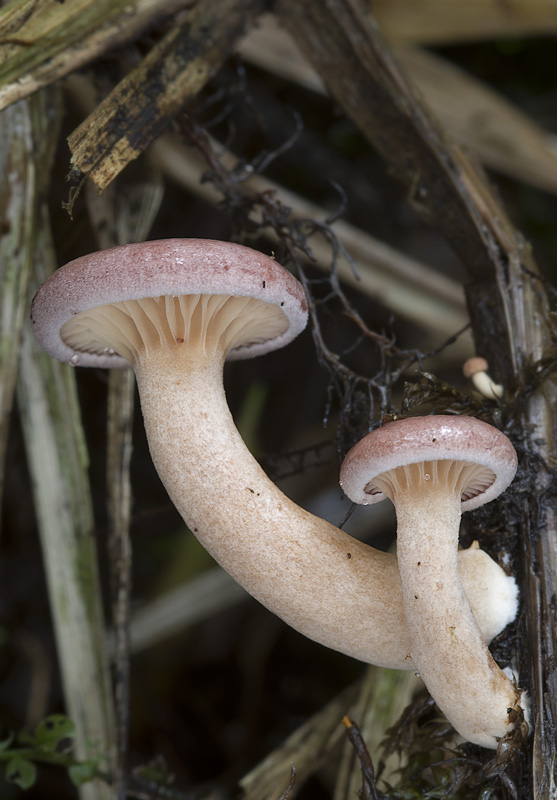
left=463, top=356, right=503, bottom=400
left=31, top=240, right=517, bottom=679
left=340, top=414, right=526, bottom=749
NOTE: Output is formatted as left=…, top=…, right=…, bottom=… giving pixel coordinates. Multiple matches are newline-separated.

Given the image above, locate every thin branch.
left=86, top=163, right=164, bottom=800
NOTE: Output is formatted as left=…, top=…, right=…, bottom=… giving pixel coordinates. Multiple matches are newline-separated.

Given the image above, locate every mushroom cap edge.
left=30, top=238, right=309, bottom=369
left=339, top=414, right=517, bottom=512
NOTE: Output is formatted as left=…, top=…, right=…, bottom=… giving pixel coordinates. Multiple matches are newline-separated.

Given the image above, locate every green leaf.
left=33, top=714, right=76, bottom=752
left=68, top=759, right=98, bottom=787
left=0, top=731, right=14, bottom=753
left=5, top=756, right=37, bottom=789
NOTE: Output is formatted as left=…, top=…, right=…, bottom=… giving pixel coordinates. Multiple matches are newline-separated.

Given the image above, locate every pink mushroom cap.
left=463, top=356, right=489, bottom=379
left=339, top=415, right=517, bottom=512
left=30, top=239, right=308, bottom=369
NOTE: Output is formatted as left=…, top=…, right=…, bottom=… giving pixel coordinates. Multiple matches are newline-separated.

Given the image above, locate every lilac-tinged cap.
left=339, top=415, right=517, bottom=512
left=30, top=239, right=308, bottom=368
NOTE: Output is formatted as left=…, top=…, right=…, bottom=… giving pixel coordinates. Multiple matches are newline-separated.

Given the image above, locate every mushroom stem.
left=471, top=371, right=504, bottom=400
left=394, top=479, right=520, bottom=748
left=134, top=349, right=403, bottom=666
left=133, top=349, right=514, bottom=672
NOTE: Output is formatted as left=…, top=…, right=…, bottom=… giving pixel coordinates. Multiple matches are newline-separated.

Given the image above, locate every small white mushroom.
left=340, top=414, right=525, bottom=749
left=31, top=240, right=517, bottom=676
left=463, top=356, right=503, bottom=400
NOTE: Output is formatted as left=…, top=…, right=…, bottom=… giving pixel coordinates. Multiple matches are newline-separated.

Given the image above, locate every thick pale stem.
left=471, top=371, right=504, bottom=400
left=395, top=489, right=520, bottom=748
left=135, top=351, right=408, bottom=667
left=133, top=350, right=515, bottom=673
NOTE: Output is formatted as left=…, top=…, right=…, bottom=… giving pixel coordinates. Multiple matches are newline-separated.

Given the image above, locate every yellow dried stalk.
left=18, top=215, right=117, bottom=800
left=0, top=0, right=196, bottom=111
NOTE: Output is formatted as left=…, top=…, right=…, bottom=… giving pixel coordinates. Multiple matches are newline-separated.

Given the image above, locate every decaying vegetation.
left=1, top=1, right=556, bottom=798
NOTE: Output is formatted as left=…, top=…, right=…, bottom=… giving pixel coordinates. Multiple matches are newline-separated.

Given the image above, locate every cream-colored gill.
left=60, top=294, right=289, bottom=365
left=365, top=460, right=496, bottom=504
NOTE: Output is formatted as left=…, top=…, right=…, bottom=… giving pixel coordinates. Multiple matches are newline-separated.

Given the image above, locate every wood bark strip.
left=274, top=0, right=556, bottom=793
left=275, top=0, right=516, bottom=370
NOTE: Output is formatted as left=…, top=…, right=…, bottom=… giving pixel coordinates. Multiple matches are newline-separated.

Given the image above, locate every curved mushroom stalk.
left=340, top=416, right=525, bottom=749
left=132, top=345, right=518, bottom=671
left=391, top=470, right=519, bottom=748
left=134, top=349, right=409, bottom=665
left=31, top=240, right=519, bottom=679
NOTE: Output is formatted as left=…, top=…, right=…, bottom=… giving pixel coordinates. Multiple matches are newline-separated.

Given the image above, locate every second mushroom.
left=340, top=414, right=526, bottom=749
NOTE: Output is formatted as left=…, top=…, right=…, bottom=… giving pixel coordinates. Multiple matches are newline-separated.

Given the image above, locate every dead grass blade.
left=17, top=216, right=117, bottom=800
left=240, top=682, right=358, bottom=800
left=0, top=0, right=196, bottom=111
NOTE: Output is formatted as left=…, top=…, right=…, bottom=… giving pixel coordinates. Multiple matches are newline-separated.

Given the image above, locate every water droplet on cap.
left=70, top=354, right=79, bottom=366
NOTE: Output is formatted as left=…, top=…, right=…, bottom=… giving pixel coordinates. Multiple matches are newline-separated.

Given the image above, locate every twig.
left=106, top=369, right=135, bottom=800
left=86, top=164, right=164, bottom=800
left=342, top=717, right=381, bottom=800
left=334, top=668, right=420, bottom=799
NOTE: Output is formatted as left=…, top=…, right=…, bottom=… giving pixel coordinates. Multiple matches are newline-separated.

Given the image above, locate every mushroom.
left=339, top=414, right=524, bottom=748
left=31, top=239, right=517, bottom=676
left=463, top=356, right=504, bottom=400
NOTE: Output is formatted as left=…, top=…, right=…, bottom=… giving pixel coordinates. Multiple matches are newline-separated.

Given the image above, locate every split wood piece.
left=67, top=0, right=266, bottom=195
